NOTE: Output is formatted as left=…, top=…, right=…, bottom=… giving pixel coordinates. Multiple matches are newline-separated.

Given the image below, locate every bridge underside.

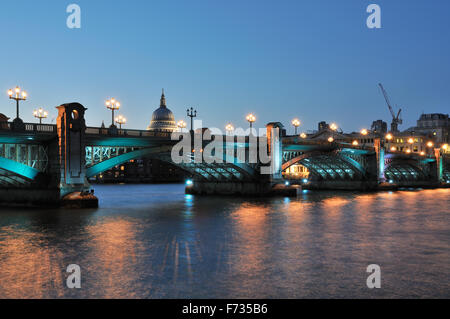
left=283, top=152, right=367, bottom=181
left=85, top=146, right=258, bottom=182
left=384, top=163, right=429, bottom=182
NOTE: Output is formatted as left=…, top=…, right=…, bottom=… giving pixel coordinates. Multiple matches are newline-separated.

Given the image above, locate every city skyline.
left=1, top=0, right=450, bottom=132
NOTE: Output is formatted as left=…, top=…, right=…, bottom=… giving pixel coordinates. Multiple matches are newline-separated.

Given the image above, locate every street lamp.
left=115, top=115, right=127, bottom=130
left=360, top=129, right=368, bottom=136
left=105, top=98, right=121, bottom=128
left=328, top=136, right=334, bottom=143
left=427, top=141, right=434, bottom=148
left=386, top=133, right=393, bottom=141
left=330, top=123, right=338, bottom=131
left=225, top=123, right=234, bottom=135
left=187, top=107, right=197, bottom=132
left=291, top=118, right=301, bottom=135
left=177, top=120, right=187, bottom=132
left=246, top=113, right=256, bottom=132
left=300, top=133, right=307, bottom=139
left=8, top=86, right=27, bottom=124
left=352, top=140, right=359, bottom=146
left=442, top=144, right=449, bottom=151
left=33, top=108, right=48, bottom=124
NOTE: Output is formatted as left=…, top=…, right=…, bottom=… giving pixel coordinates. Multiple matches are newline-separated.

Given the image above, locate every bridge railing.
left=85, top=127, right=172, bottom=138
left=0, top=122, right=57, bottom=133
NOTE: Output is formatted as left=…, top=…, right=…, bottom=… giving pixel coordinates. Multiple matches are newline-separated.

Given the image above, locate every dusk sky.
left=1, top=0, right=449, bottom=133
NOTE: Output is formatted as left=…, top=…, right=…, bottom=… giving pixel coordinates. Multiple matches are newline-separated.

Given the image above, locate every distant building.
left=318, top=121, right=329, bottom=131
left=371, top=120, right=388, bottom=134
left=91, top=158, right=188, bottom=184
left=405, top=113, right=449, bottom=144
left=147, top=90, right=177, bottom=132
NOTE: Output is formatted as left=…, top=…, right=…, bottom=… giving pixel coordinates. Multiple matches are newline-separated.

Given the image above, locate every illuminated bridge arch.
left=282, top=151, right=366, bottom=181
left=0, top=156, right=41, bottom=186
left=0, top=144, right=49, bottom=186
left=85, top=146, right=258, bottom=182
left=384, top=158, right=430, bottom=182
left=444, top=162, right=450, bottom=182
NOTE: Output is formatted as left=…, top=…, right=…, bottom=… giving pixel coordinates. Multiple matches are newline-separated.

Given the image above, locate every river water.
left=0, top=184, right=448, bottom=299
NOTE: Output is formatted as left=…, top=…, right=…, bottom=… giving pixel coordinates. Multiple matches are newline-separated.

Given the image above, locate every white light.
left=285, top=181, right=290, bottom=186
left=303, top=179, right=308, bottom=184
left=186, top=179, right=193, bottom=186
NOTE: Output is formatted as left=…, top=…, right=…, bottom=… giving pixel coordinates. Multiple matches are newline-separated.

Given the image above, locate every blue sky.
left=0, top=0, right=449, bottom=133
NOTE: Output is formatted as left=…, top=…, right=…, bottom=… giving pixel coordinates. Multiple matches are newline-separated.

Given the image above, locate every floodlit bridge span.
left=0, top=102, right=448, bottom=206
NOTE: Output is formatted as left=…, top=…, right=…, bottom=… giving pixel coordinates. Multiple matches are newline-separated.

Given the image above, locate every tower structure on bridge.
left=147, top=90, right=177, bottom=132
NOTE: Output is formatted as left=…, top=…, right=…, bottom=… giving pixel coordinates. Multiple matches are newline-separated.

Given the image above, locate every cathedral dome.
left=147, top=90, right=177, bottom=132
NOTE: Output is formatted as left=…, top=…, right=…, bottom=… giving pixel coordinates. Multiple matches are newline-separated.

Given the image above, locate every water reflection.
left=0, top=185, right=449, bottom=298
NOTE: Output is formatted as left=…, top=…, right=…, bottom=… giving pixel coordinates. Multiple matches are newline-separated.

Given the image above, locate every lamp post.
left=225, top=123, right=234, bottom=135
left=292, top=118, right=301, bottom=135
left=177, top=120, right=187, bottom=133
left=105, top=98, right=120, bottom=128
left=115, top=115, right=126, bottom=130
left=187, top=107, right=197, bottom=132
left=33, top=108, right=48, bottom=124
left=8, top=86, right=27, bottom=129
left=246, top=113, right=256, bottom=134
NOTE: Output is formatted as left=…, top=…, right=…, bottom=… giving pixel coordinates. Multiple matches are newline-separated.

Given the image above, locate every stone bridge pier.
left=0, top=103, right=97, bottom=207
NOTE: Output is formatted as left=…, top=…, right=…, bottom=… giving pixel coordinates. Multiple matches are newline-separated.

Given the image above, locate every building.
left=370, top=120, right=388, bottom=134
left=147, top=89, right=177, bottom=132
left=405, top=113, right=449, bottom=144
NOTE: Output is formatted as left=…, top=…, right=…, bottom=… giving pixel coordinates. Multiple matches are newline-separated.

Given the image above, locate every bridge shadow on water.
left=0, top=184, right=449, bottom=298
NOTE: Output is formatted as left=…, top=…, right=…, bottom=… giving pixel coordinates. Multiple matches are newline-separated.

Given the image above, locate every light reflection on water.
left=0, top=184, right=449, bottom=298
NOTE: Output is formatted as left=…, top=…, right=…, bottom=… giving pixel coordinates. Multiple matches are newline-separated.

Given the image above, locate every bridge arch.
left=0, top=156, right=40, bottom=186
left=85, top=146, right=258, bottom=182
left=384, top=158, right=430, bottom=182
left=282, top=151, right=366, bottom=181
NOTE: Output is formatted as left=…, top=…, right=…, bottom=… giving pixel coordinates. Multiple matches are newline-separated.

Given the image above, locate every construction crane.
left=378, top=83, right=403, bottom=133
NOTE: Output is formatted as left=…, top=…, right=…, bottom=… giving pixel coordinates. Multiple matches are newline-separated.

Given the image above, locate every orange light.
left=408, top=138, right=414, bottom=144
left=300, top=133, right=307, bottom=138
left=386, top=133, right=393, bottom=140
left=420, top=151, right=425, bottom=156
left=246, top=113, right=256, bottom=123
left=291, top=118, right=301, bottom=127
left=427, top=141, right=434, bottom=148
left=330, top=123, right=338, bottom=131
left=360, top=129, right=368, bottom=136
left=328, top=137, right=334, bottom=143
left=406, top=149, right=411, bottom=154
left=352, top=140, right=359, bottom=146
left=390, top=146, right=396, bottom=152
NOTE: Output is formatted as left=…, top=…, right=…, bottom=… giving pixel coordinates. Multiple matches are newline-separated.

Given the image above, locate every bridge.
left=0, top=103, right=448, bottom=207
